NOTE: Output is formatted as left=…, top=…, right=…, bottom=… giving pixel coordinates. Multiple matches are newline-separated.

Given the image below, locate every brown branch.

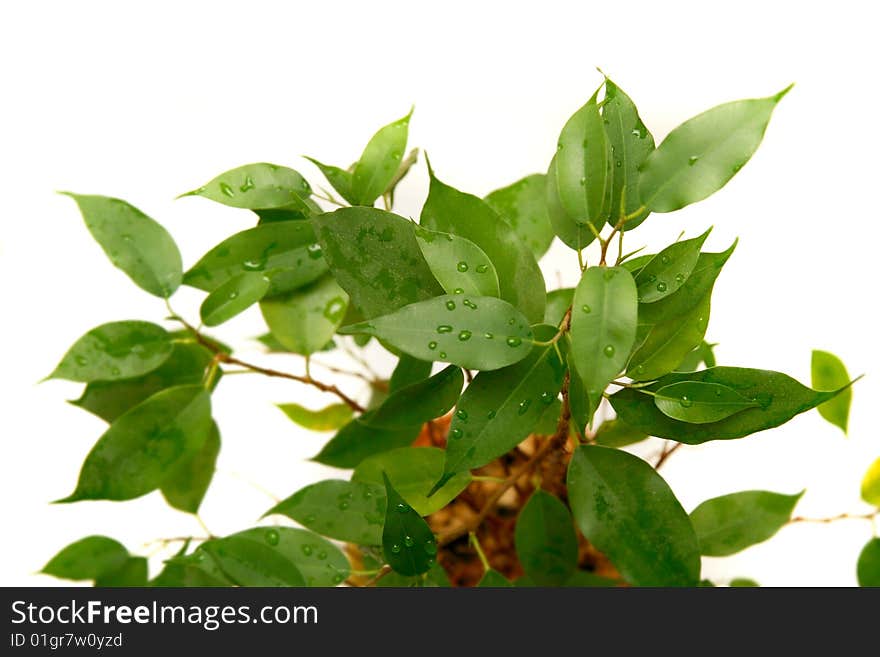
left=654, top=442, right=683, bottom=470
left=364, top=564, right=393, bottom=587
left=789, top=510, right=878, bottom=524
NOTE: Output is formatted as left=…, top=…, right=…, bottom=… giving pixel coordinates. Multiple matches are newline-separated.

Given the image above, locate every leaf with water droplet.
left=861, top=457, right=880, bottom=507
left=199, top=272, right=270, bottom=327
left=61, top=193, right=182, bottom=298
left=590, top=418, right=647, bottom=448
left=338, top=295, right=533, bottom=371
left=638, top=85, right=792, bottom=212
left=304, top=156, right=357, bottom=204
left=276, top=402, right=353, bottom=432
left=42, top=536, right=130, bottom=582
left=382, top=473, right=436, bottom=576
left=49, top=321, right=174, bottom=383
left=567, top=445, right=701, bottom=586
left=611, top=366, right=856, bottom=444
left=634, top=228, right=711, bottom=303
left=689, top=489, right=803, bottom=556
left=811, top=349, right=852, bottom=434
left=414, top=225, right=500, bottom=297
left=515, top=490, right=578, bottom=586
left=545, top=155, right=597, bottom=251
left=365, top=365, right=463, bottom=429
left=674, top=340, right=717, bottom=373
left=312, top=412, right=422, bottom=469
left=654, top=381, right=760, bottom=423
left=160, top=421, right=220, bottom=514
left=189, top=534, right=306, bottom=587
left=857, top=538, right=880, bottom=586
left=179, top=163, right=313, bottom=212
left=351, top=108, right=412, bottom=206
left=484, top=174, right=555, bottom=259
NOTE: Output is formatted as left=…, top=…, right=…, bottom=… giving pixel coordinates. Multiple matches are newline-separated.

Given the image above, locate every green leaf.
left=366, top=366, right=463, bottom=429
left=231, top=527, right=349, bottom=587
left=266, top=479, right=385, bottom=545
left=184, top=221, right=327, bottom=297
left=729, top=578, right=759, bottom=587
left=566, top=349, right=592, bottom=433
left=71, top=341, right=213, bottom=422
left=638, top=85, right=792, bottom=212
left=339, top=295, right=534, bottom=371
left=61, top=193, right=182, bottom=298
left=314, top=207, right=442, bottom=318
left=352, top=109, right=412, bottom=206
left=675, top=340, right=717, bottom=372
left=414, top=225, right=500, bottom=297
left=477, top=569, right=513, bottom=587
left=312, top=414, right=421, bottom=469
left=376, top=561, right=451, bottom=587
left=544, top=288, right=573, bottom=326
left=150, top=562, right=230, bottom=587
left=634, top=229, right=711, bottom=303
left=611, top=367, right=851, bottom=444
left=534, top=397, right=562, bottom=434
left=857, top=538, right=880, bottom=587
left=49, top=321, right=173, bottom=383
left=276, top=403, right=353, bottom=432
left=602, top=78, right=654, bottom=229
left=563, top=570, right=619, bottom=587
left=389, top=355, right=433, bottom=393
left=259, top=273, right=349, bottom=356
left=58, top=385, right=213, bottom=502
left=199, top=272, right=270, bottom=326
left=514, top=490, right=578, bottom=586
left=180, top=162, right=312, bottom=210
left=654, top=381, right=760, bottom=424
left=570, top=266, right=637, bottom=406
left=484, top=174, right=555, bottom=258
left=437, top=325, right=566, bottom=484
left=42, top=536, right=129, bottom=581
left=421, top=169, right=546, bottom=323
left=593, top=418, right=649, bottom=448
left=353, top=447, right=471, bottom=516
left=554, top=89, right=609, bottom=227
left=811, top=350, right=852, bottom=434
left=160, top=421, right=220, bottom=514
left=95, top=557, right=148, bottom=587
left=382, top=473, right=437, bottom=576
left=861, top=457, right=880, bottom=507
left=567, top=445, right=701, bottom=586
left=304, top=156, right=357, bottom=204
left=545, top=156, right=596, bottom=250
left=196, top=535, right=306, bottom=586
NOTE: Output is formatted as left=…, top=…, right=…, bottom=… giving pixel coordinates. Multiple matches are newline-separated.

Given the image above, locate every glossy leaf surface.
left=514, top=490, right=578, bottom=586
left=382, top=474, right=437, bottom=576
left=857, top=538, right=880, bottom=586
left=232, top=527, right=349, bottom=587
left=654, top=381, right=760, bottom=424
left=414, top=225, right=500, bottom=297
left=634, top=229, right=710, bottom=303
left=352, top=109, right=412, bottom=205
left=545, top=156, right=596, bottom=250
left=277, top=403, right=353, bottom=432
left=313, top=414, right=421, bottom=469
left=811, top=349, right=852, bottom=434
left=200, top=272, right=269, bottom=326
left=42, top=536, right=129, bottom=581
left=304, top=156, right=356, bottom=204
left=181, top=163, right=312, bottom=210
left=484, top=174, right=554, bottom=258
left=160, top=421, right=220, bottom=514
left=860, top=458, right=880, bottom=507
left=366, top=365, right=463, bottom=429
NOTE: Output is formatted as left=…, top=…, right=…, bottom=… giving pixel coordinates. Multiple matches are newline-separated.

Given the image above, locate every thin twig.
left=789, top=510, right=878, bottom=524
left=654, top=442, right=682, bottom=470
left=364, top=564, right=393, bottom=587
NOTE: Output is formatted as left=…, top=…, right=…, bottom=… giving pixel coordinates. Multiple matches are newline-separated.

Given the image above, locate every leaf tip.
left=774, top=83, right=795, bottom=102
left=426, top=473, right=452, bottom=498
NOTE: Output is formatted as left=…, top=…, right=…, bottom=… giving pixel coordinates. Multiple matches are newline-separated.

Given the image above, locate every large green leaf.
left=184, top=221, right=327, bottom=297
left=545, top=156, right=596, bottom=250
left=514, top=490, right=578, bottom=586
left=276, top=403, right=353, bottom=432
left=484, top=174, right=554, bottom=258
left=200, top=272, right=270, bottom=326
left=42, top=536, right=130, bottom=581
left=266, top=479, right=385, bottom=545
left=389, top=355, right=433, bottom=393
left=49, top=321, right=173, bottom=383
left=351, top=109, right=412, bottom=206
left=313, top=207, right=442, bottom=318
left=58, top=385, right=213, bottom=502
left=811, top=350, right=852, bottom=434
left=195, top=535, right=306, bottom=586
left=421, top=170, right=545, bottom=322
left=593, top=418, right=649, bottom=448
left=654, top=381, right=760, bottom=424
left=611, top=367, right=851, bottom=444
left=259, top=273, right=349, bottom=356
left=180, top=162, right=312, bottom=210
left=160, top=421, right=220, bottom=514
left=638, top=85, right=791, bottom=212
left=544, top=288, right=573, bottom=326
left=602, top=78, right=654, bottom=229
left=366, top=365, right=463, bottom=429
left=231, top=527, right=349, bottom=586
left=857, top=538, right=880, bottom=587
left=339, top=295, right=534, bottom=371
left=382, top=474, right=437, bottom=576
left=414, top=225, right=500, bottom=297
left=312, top=413, right=421, bottom=469
left=567, top=445, right=700, bottom=586
left=689, top=490, right=803, bottom=556
left=633, top=229, right=710, bottom=303
left=304, top=156, right=357, bottom=205
left=862, top=457, right=880, bottom=507
left=62, top=193, right=182, bottom=298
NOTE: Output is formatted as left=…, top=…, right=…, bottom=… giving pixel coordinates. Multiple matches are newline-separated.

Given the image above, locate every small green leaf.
left=675, top=340, right=717, bottom=372
left=259, top=274, right=349, bottom=356
left=266, top=479, right=386, bottom=545
left=58, top=385, right=213, bottom=502
left=634, top=229, right=711, bottom=303
left=689, top=490, right=803, bottom=556
left=95, top=557, right=148, bottom=587
left=611, top=367, right=852, bottom=444
left=593, top=418, right=649, bottom=448
left=50, top=321, right=173, bottom=383
left=200, top=272, right=270, bottom=326
left=514, top=490, right=578, bottom=586
left=184, top=221, right=327, bottom=297
left=276, top=403, right=353, bottom=432
left=485, top=174, right=555, bottom=258
left=544, top=288, right=573, bottom=326
left=313, top=414, right=421, bottom=469
left=181, top=163, right=312, bottom=210
left=366, top=366, right=463, bottom=430
left=42, top=536, right=129, bottom=581
left=654, top=381, right=760, bottom=424
left=197, top=535, right=306, bottom=586
left=389, top=355, right=433, bottom=393
left=62, top=193, right=182, bottom=298
left=567, top=349, right=592, bottom=433
left=567, top=445, right=700, bottom=586
left=729, top=578, right=759, bottom=587
left=304, top=156, right=357, bottom=204
left=353, top=447, right=471, bottom=516
left=857, top=538, right=880, bottom=587
left=811, top=350, right=852, bottom=434
left=545, top=156, right=596, bottom=250
left=421, top=169, right=546, bottom=323
left=638, top=85, right=792, bottom=212
left=860, top=458, right=880, bottom=507
left=382, top=473, right=437, bottom=577
left=414, top=225, right=500, bottom=297
left=477, top=569, right=513, bottom=587
left=339, top=295, right=534, bottom=371
left=352, top=109, right=412, bottom=206
left=160, top=421, right=220, bottom=514
left=314, top=207, right=442, bottom=318
left=231, top=527, right=349, bottom=587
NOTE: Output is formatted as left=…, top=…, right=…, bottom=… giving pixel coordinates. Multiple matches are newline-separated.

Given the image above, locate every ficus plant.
left=40, top=75, right=880, bottom=588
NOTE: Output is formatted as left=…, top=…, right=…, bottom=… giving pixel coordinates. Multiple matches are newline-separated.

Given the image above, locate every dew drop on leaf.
left=437, top=325, right=453, bottom=334
left=404, top=535, right=415, bottom=548
left=450, top=427, right=463, bottom=440
left=656, top=281, right=667, bottom=292
left=581, top=304, right=591, bottom=314
left=457, top=261, right=469, bottom=272
left=424, top=541, right=438, bottom=556
left=428, top=341, right=438, bottom=350
left=518, top=399, right=531, bottom=415
left=456, top=409, right=468, bottom=421
left=475, top=264, right=489, bottom=274
left=396, top=503, right=409, bottom=513
left=506, top=337, right=522, bottom=347
left=680, top=396, right=693, bottom=408
left=453, top=288, right=464, bottom=295
left=458, top=330, right=472, bottom=341
left=445, top=300, right=456, bottom=311
left=264, top=529, right=280, bottom=546
left=603, top=345, right=616, bottom=358
left=219, top=182, right=235, bottom=197
left=301, top=544, right=313, bottom=556
left=688, top=155, right=700, bottom=166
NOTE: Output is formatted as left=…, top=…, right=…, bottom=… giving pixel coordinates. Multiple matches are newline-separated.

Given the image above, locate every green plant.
left=41, top=75, right=879, bottom=588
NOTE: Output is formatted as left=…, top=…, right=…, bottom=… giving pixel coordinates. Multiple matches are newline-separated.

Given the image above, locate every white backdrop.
left=1, top=0, right=878, bottom=586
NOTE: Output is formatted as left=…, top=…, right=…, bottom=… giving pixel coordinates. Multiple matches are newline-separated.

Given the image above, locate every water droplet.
left=453, top=288, right=464, bottom=295
left=404, top=535, right=415, bottom=548
left=424, top=541, right=438, bottom=556
left=636, top=365, right=645, bottom=374
left=680, top=396, right=693, bottom=408
left=428, top=341, right=438, bottom=350
left=111, top=367, right=120, bottom=376
left=219, top=182, right=235, bottom=197
left=391, top=544, right=402, bottom=554
left=339, top=500, right=349, bottom=510
left=364, top=489, right=372, bottom=499
left=301, top=544, right=313, bottom=556
left=121, top=234, right=133, bottom=242
left=688, top=155, right=700, bottom=166
left=332, top=573, right=344, bottom=584
left=323, top=297, right=346, bottom=321
left=463, top=299, right=477, bottom=310
left=517, top=399, right=531, bottom=415
left=508, top=318, right=516, bottom=325
left=457, top=261, right=469, bottom=272
left=305, top=514, right=316, bottom=523
left=647, top=274, right=657, bottom=283
left=615, top=160, right=622, bottom=168
left=675, top=273, right=685, bottom=284
left=603, top=344, right=616, bottom=358
left=75, top=356, right=88, bottom=366
left=317, top=551, right=327, bottom=560
left=557, top=142, right=564, bottom=151
left=439, top=351, right=447, bottom=358
left=445, top=300, right=456, bottom=311
left=579, top=177, right=587, bottom=186
left=656, top=281, right=667, bottom=292
left=307, top=243, right=323, bottom=259
left=265, top=529, right=280, bottom=546
left=476, top=264, right=489, bottom=274
left=228, top=290, right=239, bottom=299
left=437, top=325, right=453, bottom=334
left=239, top=175, right=255, bottom=192
left=456, top=409, right=469, bottom=421
left=486, top=410, right=496, bottom=419
left=396, top=503, right=409, bottom=513
left=540, top=391, right=554, bottom=404
left=660, top=255, right=670, bottom=265
left=450, top=427, right=463, bottom=440
left=581, top=304, right=591, bottom=314
left=506, top=337, right=522, bottom=347
left=483, top=332, right=493, bottom=339
left=242, top=258, right=265, bottom=271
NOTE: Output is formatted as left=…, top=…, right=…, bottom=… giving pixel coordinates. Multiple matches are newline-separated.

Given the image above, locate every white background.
left=1, top=0, right=878, bottom=586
